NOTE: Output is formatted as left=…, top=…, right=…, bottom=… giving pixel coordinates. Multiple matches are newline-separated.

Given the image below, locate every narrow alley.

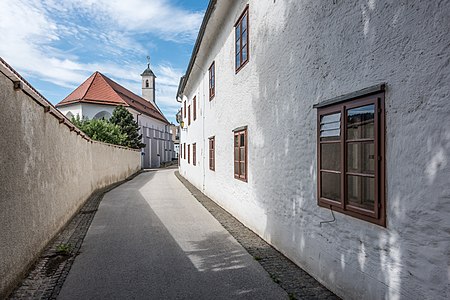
left=57, top=169, right=287, bottom=299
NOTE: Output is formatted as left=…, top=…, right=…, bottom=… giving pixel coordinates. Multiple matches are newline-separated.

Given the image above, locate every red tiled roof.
left=56, top=71, right=169, bottom=124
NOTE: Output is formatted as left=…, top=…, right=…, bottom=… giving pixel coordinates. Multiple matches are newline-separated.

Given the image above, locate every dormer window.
left=145, top=80, right=149, bottom=88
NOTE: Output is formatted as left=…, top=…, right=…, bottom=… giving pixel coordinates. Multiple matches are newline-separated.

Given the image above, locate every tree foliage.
left=110, top=106, right=145, bottom=149
left=70, top=106, right=145, bottom=149
left=71, top=115, right=127, bottom=146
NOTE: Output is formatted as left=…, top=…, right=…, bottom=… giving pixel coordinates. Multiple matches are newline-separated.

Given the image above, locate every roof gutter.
left=176, top=0, right=217, bottom=101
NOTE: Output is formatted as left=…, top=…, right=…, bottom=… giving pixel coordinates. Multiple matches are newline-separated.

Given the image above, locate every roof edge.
left=177, top=0, right=217, bottom=99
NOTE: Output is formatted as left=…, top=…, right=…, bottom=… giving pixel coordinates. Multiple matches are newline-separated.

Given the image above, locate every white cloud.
left=0, top=0, right=201, bottom=121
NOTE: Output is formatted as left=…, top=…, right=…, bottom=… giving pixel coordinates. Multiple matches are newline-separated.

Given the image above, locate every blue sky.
left=0, top=0, right=209, bottom=124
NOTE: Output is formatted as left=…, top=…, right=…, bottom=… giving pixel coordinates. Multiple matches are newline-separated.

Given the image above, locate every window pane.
left=240, top=147, right=245, bottom=161
left=320, top=113, right=341, bottom=141
left=242, top=46, right=247, bottom=62
left=236, top=54, right=241, bottom=68
left=236, top=39, right=241, bottom=53
left=235, top=26, right=240, bottom=39
left=347, top=142, right=375, bottom=174
left=347, top=104, right=375, bottom=140
left=240, top=162, right=246, bottom=176
left=234, top=135, right=239, bottom=147
left=347, top=175, right=375, bottom=211
left=234, top=162, right=239, bottom=174
left=321, top=143, right=340, bottom=171
left=242, top=14, right=247, bottom=31
left=321, top=172, right=341, bottom=201
left=242, top=30, right=247, bottom=47
left=240, top=133, right=245, bottom=146
left=234, top=148, right=239, bottom=160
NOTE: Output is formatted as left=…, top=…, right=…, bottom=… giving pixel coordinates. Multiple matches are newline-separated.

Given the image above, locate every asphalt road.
left=58, top=169, right=287, bottom=299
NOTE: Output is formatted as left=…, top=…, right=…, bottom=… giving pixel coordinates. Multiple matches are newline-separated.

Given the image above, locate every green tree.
left=71, top=116, right=127, bottom=146
left=110, top=106, right=145, bottom=149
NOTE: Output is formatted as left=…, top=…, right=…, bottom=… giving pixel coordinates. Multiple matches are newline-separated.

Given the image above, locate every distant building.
left=56, top=63, right=173, bottom=168
left=177, top=1, right=450, bottom=300
left=170, top=124, right=180, bottom=159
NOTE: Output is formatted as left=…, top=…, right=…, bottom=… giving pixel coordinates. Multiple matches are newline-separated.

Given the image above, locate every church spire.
left=141, top=55, right=156, bottom=105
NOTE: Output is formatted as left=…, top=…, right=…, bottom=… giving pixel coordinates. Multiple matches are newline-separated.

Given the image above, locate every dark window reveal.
left=209, top=137, right=215, bottom=171
left=193, top=96, right=197, bottom=121
left=209, top=62, right=215, bottom=100
left=193, top=143, right=196, bottom=166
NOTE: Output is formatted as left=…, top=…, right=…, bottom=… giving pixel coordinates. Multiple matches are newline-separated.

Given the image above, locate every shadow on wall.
left=249, top=0, right=450, bottom=299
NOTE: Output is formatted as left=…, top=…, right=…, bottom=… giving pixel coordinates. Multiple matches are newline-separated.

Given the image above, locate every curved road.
left=58, top=169, right=287, bottom=299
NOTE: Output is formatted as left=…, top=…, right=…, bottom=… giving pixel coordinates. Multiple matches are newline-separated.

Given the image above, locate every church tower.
left=141, top=56, right=156, bottom=105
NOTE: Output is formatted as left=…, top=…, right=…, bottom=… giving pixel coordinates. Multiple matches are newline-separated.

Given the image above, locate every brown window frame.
left=193, top=96, right=197, bottom=121
left=188, top=144, right=190, bottom=164
left=317, top=91, right=385, bottom=226
left=209, top=137, right=215, bottom=171
left=209, top=62, right=215, bottom=100
left=183, top=101, right=186, bottom=118
left=233, top=128, right=247, bottom=182
left=193, top=143, right=196, bottom=166
left=235, top=6, right=249, bottom=73
left=184, top=143, right=186, bottom=159
left=188, top=104, right=191, bottom=126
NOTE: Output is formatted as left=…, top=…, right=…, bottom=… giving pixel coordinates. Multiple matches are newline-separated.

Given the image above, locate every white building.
left=177, top=1, right=450, bottom=299
left=170, top=124, right=180, bottom=159
left=56, top=64, right=174, bottom=168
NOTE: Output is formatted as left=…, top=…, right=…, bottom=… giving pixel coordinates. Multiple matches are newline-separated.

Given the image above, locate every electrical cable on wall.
left=319, top=206, right=336, bottom=227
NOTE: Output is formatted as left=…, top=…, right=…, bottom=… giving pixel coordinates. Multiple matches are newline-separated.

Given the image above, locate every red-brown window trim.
left=316, top=91, right=385, bottom=226
left=184, top=143, right=186, bottom=159
left=209, top=62, right=215, bottom=100
left=233, top=127, right=247, bottom=182
left=188, top=144, right=190, bottom=164
left=188, top=105, right=191, bottom=126
left=209, top=136, right=215, bottom=171
left=183, top=101, right=186, bottom=118
left=193, top=96, right=197, bottom=121
left=193, top=143, right=196, bottom=166
left=235, top=5, right=249, bottom=73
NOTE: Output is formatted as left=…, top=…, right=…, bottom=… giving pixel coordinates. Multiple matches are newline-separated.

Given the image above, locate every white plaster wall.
left=57, top=103, right=82, bottom=118
left=80, top=103, right=115, bottom=120
left=0, top=73, right=141, bottom=298
left=179, top=1, right=450, bottom=299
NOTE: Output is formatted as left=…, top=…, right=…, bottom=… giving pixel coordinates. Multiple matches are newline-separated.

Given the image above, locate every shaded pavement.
left=58, top=169, right=287, bottom=299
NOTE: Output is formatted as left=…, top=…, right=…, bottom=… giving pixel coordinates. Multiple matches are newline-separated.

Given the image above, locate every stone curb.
left=7, top=171, right=144, bottom=300
left=174, top=171, right=340, bottom=300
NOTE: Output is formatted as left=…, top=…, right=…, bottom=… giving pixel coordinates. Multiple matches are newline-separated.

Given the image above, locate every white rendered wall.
left=57, top=103, right=82, bottom=119
left=179, top=1, right=450, bottom=299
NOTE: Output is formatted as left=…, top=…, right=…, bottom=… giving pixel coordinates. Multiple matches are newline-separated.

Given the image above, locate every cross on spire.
left=146, top=55, right=150, bottom=68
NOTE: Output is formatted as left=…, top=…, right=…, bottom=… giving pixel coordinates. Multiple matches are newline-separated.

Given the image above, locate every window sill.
left=235, top=59, right=249, bottom=74
left=318, top=201, right=385, bottom=227
left=234, top=175, right=247, bottom=183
